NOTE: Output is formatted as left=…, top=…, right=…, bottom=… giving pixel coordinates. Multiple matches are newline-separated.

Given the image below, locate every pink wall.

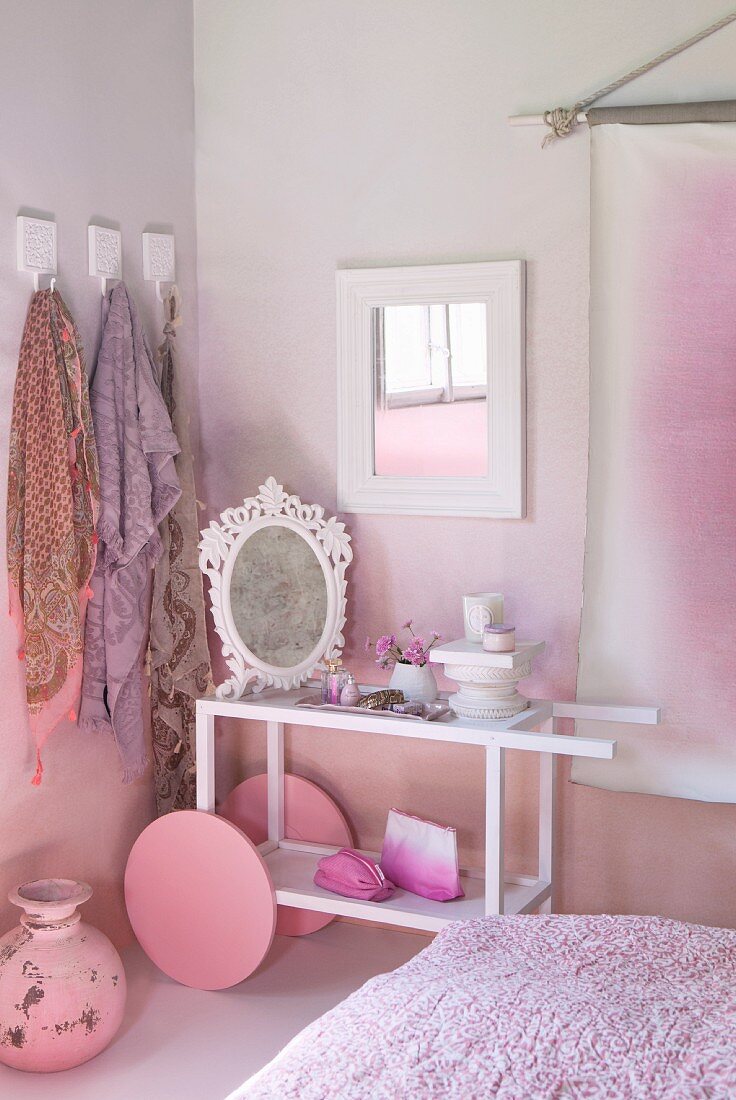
left=0, top=1, right=197, bottom=947
left=195, top=0, right=736, bottom=929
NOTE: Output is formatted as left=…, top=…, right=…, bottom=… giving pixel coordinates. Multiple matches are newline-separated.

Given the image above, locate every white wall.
left=0, top=0, right=197, bottom=945
left=194, top=0, right=736, bottom=926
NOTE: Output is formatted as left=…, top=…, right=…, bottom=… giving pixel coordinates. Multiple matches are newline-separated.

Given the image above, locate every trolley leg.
left=485, top=745, right=505, bottom=915
left=539, top=750, right=556, bottom=911
left=267, top=721, right=285, bottom=844
left=196, top=705, right=215, bottom=813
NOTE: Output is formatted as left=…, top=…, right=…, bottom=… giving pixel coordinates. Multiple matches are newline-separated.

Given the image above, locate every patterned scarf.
left=7, top=290, right=100, bottom=784
left=150, top=287, right=213, bottom=814
left=79, top=284, right=181, bottom=782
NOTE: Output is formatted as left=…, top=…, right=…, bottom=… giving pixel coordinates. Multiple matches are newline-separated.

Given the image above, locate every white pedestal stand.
left=429, top=640, right=545, bottom=720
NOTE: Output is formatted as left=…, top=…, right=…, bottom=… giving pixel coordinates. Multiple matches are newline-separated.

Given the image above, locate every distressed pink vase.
left=0, top=879, right=126, bottom=1073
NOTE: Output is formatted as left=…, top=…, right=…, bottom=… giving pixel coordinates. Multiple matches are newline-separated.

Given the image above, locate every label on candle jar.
left=468, top=605, right=493, bottom=634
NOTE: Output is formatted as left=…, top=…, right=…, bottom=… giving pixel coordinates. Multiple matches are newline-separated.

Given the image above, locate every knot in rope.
left=542, top=105, right=582, bottom=145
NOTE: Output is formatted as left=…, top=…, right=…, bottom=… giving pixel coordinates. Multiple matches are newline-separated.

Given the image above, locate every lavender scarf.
left=80, top=284, right=181, bottom=781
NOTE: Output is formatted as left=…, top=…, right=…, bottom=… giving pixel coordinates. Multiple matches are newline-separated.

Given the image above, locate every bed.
left=234, top=914, right=736, bottom=1099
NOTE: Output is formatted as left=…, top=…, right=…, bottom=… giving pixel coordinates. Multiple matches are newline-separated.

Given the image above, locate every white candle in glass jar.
left=482, top=624, right=516, bottom=653
left=463, top=593, right=504, bottom=642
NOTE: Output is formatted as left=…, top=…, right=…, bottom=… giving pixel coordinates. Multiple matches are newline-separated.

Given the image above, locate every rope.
left=542, top=10, right=736, bottom=145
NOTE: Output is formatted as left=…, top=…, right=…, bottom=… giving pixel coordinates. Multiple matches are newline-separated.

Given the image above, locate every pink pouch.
left=314, top=848, right=395, bottom=902
left=380, top=807, right=464, bottom=902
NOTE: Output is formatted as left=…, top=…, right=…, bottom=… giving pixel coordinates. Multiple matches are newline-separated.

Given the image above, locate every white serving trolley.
left=125, top=482, right=660, bottom=989
left=195, top=686, right=660, bottom=933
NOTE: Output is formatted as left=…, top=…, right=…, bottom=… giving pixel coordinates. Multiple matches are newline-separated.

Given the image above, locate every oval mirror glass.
left=229, top=525, right=328, bottom=669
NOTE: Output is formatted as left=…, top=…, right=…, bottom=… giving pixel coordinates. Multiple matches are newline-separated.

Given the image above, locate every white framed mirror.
left=199, top=478, right=351, bottom=699
left=337, top=261, right=525, bottom=517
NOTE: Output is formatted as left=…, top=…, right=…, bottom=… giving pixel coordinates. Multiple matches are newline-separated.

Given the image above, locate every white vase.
left=389, top=662, right=438, bottom=703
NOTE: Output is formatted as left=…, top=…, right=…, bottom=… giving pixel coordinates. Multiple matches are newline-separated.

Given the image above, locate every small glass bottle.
left=340, top=674, right=362, bottom=707
left=320, top=663, right=331, bottom=703
left=322, top=658, right=347, bottom=705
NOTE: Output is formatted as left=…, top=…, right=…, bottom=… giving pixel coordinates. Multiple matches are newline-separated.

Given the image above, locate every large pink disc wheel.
left=125, top=811, right=276, bottom=990
left=220, top=773, right=352, bottom=936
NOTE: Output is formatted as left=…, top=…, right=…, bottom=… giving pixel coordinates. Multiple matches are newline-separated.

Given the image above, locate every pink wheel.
left=220, top=773, right=352, bottom=936
left=125, top=811, right=276, bottom=990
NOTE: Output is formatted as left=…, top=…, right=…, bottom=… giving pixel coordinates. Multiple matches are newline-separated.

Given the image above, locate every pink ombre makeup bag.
left=314, top=848, right=395, bottom=902
left=380, top=807, right=464, bottom=902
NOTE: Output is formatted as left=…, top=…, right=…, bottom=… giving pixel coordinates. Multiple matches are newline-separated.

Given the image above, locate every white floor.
left=0, top=921, right=426, bottom=1100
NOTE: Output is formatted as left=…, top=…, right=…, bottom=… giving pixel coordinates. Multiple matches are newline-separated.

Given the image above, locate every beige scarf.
left=150, top=287, right=213, bottom=814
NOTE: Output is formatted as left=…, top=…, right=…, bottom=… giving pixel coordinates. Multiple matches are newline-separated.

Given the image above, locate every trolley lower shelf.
left=263, top=842, right=550, bottom=933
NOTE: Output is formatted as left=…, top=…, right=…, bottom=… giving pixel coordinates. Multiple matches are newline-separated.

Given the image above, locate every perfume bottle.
left=322, top=658, right=347, bottom=705
left=340, top=674, right=362, bottom=707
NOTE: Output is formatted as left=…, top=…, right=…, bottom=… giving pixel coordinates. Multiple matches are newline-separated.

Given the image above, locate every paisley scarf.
left=79, top=284, right=181, bottom=781
left=7, top=290, right=100, bottom=784
left=150, top=287, right=213, bottom=814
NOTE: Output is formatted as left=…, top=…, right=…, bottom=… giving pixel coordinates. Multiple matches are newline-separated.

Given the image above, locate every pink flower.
left=375, top=634, right=397, bottom=659
left=402, top=619, right=413, bottom=630
left=402, top=638, right=426, bottom=666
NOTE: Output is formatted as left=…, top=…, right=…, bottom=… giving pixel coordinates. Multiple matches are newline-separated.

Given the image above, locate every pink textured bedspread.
left=237, top=915, right=736, bottom=1099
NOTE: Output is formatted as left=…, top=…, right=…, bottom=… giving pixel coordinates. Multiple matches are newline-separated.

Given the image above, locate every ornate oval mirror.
left=199, top=478, right=351, bottom=699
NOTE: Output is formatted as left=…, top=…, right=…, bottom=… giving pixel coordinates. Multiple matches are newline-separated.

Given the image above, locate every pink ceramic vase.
left=0, top=879, right=126, bottom=1073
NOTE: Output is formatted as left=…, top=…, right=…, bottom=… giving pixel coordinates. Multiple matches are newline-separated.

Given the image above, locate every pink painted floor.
left=0, top=922, right=425, bottom=1099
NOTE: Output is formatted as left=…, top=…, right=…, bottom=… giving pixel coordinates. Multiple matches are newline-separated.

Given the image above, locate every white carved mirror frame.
left=199, top=478, right=352, bottom=700
left=337, top=260, right=526, bottom=518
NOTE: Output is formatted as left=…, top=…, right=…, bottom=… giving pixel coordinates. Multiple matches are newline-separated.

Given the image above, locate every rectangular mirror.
left=337, top=262, right=525, bottom=517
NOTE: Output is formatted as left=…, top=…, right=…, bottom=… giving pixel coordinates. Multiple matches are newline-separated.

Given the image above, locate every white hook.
left=88, top=226, right=122, bottom=300
left=142, top=233, right=175, bottom=303
left=32, top=273, right=56, bottom=292
left=18, top=217, right=57, bottom=293
left=50, top=277, right=56, bottom=292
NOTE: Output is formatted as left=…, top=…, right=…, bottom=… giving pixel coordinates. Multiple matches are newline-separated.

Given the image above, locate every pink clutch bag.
left=380, top=807, right=464, bottom=902
left=313, top=848, right=395, bottom=902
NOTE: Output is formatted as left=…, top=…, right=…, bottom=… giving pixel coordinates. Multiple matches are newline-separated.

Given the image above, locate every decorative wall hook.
left=88, top=225, right=122, bottom=297
left=142, top=232, right=175, bottom=302
left=17, top=216, right=57, bottom=291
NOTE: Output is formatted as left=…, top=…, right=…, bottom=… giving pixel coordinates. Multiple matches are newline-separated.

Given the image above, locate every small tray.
left=295, top=694, right=451, bottom=722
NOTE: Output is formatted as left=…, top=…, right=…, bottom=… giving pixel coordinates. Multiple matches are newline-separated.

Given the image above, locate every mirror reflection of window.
left=373, top=303, right=488, bottom=478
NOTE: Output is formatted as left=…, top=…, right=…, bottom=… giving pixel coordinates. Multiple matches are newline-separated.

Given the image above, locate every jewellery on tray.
left=390, top=701, right=424, bottom=715
left=355, top=689, right=405, bottom=710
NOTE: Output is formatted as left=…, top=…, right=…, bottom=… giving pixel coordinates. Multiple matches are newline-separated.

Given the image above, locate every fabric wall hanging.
left=149, top=287, right=213, bottom=815
left=572, top=106, right=736, bottom=802
left=7, top=290, right=100, bottom=784
left=79, top=283, right=181, bottom=782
